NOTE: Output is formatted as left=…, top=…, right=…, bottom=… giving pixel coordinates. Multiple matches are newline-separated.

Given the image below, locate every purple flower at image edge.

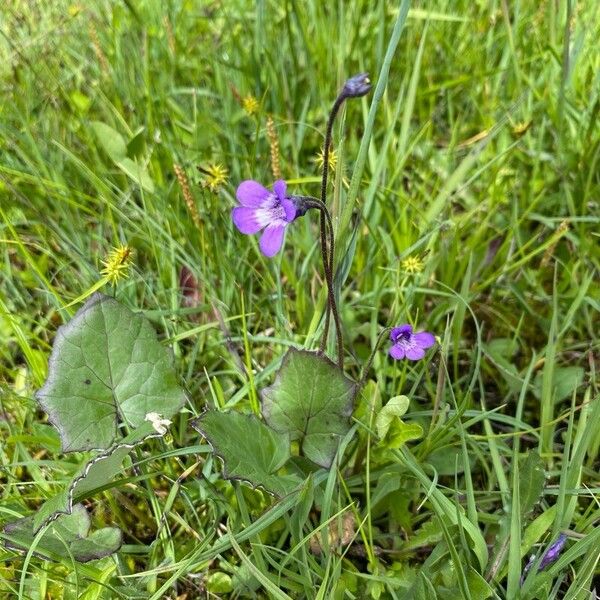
left=520, top=534, right=568, bottom=585
left=232, top=179, right=296, bottom=257
left=389, top=324, right=436, bottom=361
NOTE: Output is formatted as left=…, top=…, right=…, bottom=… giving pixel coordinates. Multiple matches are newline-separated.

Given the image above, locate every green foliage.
left=36, top=293, right=186, bottom=451
left=192, top=410, right=301, bottom=497
left=376, top=395, right=423, bottom=448
left=32, top=422, right=159, bottom=532
left=1, top=0, right=598, bottom=597
left=261, top=349, right=357, bottom=467
left=3, top=504, right=122, bottom=563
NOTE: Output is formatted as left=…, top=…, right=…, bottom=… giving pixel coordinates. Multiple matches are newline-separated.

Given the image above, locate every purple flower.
left=232, top=179, right=296, bottom=257
left=521, top=534, right=568, bottom=585
left=342, top=72, right=372, bottom=98
left=389, top=324, right=435, bottom=361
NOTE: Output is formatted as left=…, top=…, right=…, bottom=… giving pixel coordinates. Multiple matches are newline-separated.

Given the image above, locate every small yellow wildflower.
left=200, top=163, right=229, bottom=193
left=101, top=244, right=134, bottom=284
left=242, top=95, right=259, bottom=116
left=401, top=255, right=424, bottom=274
left=315, top=146, right=338, bottom=171
left=512, top=121, right=531, bottom=136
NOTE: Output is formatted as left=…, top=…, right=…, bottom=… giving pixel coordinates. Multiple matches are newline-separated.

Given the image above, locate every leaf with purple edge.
left=260, top=349, right=357, bottom=468
left=192, top=410, right=302, bottom=497
left=36, top=293, right=186, bottom=452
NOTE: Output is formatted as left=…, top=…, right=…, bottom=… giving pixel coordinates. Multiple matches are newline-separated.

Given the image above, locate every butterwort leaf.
left=261, top=349, right=357, bottom=468
left=36, top=293, right=186, bottom=452
left=3, top=504, right=122, bottom=563
left=192, top=410, right=301, bottom=497
left=32, top=422, right=160, bottom=532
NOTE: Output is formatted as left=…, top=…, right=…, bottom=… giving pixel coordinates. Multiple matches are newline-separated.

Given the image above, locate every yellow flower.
left=512, top=121, right=531, bottom=136
left=200, top=163, right=229, bottom=193
left=315, top=146, right=338, bottom=171
left=101, top=244, right=134, bottom=284
left=401, top=255, right=424, bottom=274
left=242, top=95, right=259, bottom=116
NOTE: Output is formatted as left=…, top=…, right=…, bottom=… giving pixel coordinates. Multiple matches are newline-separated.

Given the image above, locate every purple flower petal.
left=389, top=344, right=406, bottom=360
left=273, top=179, right=287, bottom=201
left=413, top=332, right=436, bottom=349
left=539, top=534, right=568, bottom=570
left=232, top=207, right=263, bottom=234
left=281, top=198, right=296, bottom=222
left=390, top=324, right=412, bottom=341
left=405, top=346, right=425, bottom=361
left=236, top=180, right=271, bottom=207
left=259, top=223, right=285, bottom=257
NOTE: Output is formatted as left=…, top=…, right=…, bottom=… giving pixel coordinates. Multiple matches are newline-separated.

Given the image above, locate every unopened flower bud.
left=342, top=73, right=372, bottom=98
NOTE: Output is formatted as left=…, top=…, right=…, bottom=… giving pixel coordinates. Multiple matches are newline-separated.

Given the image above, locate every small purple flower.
left=521, top=534, right=568, bottom=585
left=342, top=73, right=372, bottom=98
left=389, top=324, right=436, bottom=361
left=232, top=180, right=297, bottom=257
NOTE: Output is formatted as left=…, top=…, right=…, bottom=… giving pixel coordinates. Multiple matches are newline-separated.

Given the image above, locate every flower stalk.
left=318, top=73, right=372, bottom=368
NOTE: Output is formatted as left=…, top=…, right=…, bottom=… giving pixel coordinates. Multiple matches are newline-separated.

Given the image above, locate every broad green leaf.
left=69, top=528, right=123, bottom=563
left=193, top=410, right=301, bottom=497
left=376, top=396, right=409, bottom=439
left=91, top=121, right=127, bottom=161
left=36, top=293, right=186, bottom=452
left=261, top=349, right=357, bottom=468
left=3, top=504, right=122, bottom=563
left=116, top=157, right=155, bottom=193
left=386, top=421, right=423, bottom=449
left=376, top=396, right=423, bottom=449
left=33, top=422, right=158, bottom=532
left=519, top=451, right=545, bottom=517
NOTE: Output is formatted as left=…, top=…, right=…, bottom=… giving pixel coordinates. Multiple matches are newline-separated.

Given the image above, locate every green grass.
left=1, top=0, right=599, bottom=598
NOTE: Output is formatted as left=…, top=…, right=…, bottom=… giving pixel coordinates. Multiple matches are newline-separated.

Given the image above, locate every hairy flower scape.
left=200, top=163, right=228, bottom=192
left=402, top=255, right=424, bottom=274
left=389, top=324, right=435, bottom=361
left=232, top=179, right=296, bottom=257
left=101, top=244, right=134, bottom=284
left=242, top=94, right=259, bottom=116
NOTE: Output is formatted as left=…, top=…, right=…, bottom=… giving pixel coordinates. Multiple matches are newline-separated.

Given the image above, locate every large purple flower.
left=232, top=179, right=296, bottom=257
left=389, top=324, right=435, bottom=361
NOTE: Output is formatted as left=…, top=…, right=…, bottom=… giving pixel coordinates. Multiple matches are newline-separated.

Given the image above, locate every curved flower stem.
left=319, top=95, right=345, bottom=360
left=358, top=327, right=392, bottom=388
left=316, top=73, right=371, bottom=368
left=296, top=196, right=343, bottom=368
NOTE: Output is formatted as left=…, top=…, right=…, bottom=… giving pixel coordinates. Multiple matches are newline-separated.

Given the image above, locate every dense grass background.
left=1, top=0, right=599, bottom=598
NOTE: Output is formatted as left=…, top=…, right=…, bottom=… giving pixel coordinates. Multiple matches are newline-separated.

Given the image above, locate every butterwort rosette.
left=389, top=324, right=436, bottom=361
left=232, top=179, right=297, bottom=257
